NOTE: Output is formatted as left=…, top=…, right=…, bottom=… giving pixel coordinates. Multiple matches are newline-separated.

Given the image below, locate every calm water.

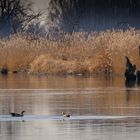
left=0, top=74, right=140, bottom=140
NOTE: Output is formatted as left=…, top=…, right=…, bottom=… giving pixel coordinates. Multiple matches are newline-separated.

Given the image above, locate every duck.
left=10, top=111, right=25, bottom=117
left=62, top=112, right=70, bottom=118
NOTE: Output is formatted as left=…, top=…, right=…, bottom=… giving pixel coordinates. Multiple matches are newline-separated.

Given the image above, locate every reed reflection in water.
left=0, top=75, right=139, bottom=140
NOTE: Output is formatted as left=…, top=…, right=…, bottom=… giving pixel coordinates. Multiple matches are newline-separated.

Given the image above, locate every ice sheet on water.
left=0, top=115, right=139, bottom=122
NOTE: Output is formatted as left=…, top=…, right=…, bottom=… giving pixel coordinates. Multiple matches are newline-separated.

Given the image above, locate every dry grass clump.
left=0, top=34, right=47, bottom=72
left=0, top=29, right=140, bottom=75
left=30, top=54, right=90, bottom=75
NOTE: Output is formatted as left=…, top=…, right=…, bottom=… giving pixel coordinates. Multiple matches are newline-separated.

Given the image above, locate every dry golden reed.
left=0, top=29, right=140, bottom=75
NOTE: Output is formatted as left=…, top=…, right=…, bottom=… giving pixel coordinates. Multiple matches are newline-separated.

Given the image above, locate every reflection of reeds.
left=0, top=29, right=140, bottom=75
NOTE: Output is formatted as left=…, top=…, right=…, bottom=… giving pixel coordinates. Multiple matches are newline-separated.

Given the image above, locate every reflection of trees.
left=125, top=80, right=135, bottom=103
left=0, top=91, right=32, bottom=115
left=0, top=89, right=133, bottom=116
left=0, top=88, right=140, bottom=138
left=46, top=90, right=140, bottom=116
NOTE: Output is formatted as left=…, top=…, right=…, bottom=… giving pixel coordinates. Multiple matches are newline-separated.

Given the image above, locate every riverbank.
left=0, top=29, right=140, bottom=75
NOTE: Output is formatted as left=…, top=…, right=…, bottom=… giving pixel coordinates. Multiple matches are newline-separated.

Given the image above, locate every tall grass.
left=0, top=29, right=140, bottom=75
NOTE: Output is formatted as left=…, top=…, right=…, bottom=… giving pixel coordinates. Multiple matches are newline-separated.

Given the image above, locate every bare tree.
left=0, top=0, right=42, bottom=36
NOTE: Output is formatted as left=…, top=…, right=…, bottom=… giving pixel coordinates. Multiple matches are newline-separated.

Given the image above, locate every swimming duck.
left=62, top=112, right=70, bottom=117
left=10, top=111, right=25, bottom=117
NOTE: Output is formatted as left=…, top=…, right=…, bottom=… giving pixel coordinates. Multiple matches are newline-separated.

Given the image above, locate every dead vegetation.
left=0, top=29, right=140, bottom=75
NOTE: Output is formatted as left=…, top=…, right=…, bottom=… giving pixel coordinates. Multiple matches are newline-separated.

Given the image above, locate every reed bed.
left=0, top=29, right=140, bottom=75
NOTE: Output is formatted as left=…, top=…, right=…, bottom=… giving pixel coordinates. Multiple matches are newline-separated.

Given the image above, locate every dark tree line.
left=48, top=0, right=80, bottom=32
left=0, top=0, right=42, bottom=36
left=48, top=0, right=140, bottom=32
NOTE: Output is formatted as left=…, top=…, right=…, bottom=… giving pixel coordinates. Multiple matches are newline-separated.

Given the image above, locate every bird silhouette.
left=62, top=112, right=70, bottom=117
left=10, top=111, right=25, bottom=117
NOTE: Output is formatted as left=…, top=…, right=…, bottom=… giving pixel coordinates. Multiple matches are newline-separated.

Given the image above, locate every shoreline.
left=0, top=70, right=123, bottom=77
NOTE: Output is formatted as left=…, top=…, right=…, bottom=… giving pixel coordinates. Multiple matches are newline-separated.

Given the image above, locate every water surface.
left=0, top=74, right=140, bottom=140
